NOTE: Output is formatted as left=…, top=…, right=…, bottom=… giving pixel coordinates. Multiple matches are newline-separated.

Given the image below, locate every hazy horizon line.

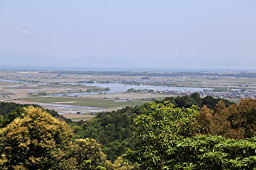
left=0, top=65, right=256, bottom=73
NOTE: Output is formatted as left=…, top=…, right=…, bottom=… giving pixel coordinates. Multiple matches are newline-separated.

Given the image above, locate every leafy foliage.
left=0, top=102, right=33, bottom=117
left=1, top=95, right=256, bottom=169
left=124, top=102, right=199, bottom=169
left=162, top=93, right=233, bottom=109
left=73, top=138, right=112, bottom=169
left=0, top=106, right=113, bottom=169
left=80, top=109, right=134, bottom=161
left=112, top=157, right=135, bottom=170
left=76, top=104, right=153, bottom=161
left=167, top=135, right=256, bottom=169
left=228, top=98, right=256, bottom=138
left=124, top=100, right=256, bottom=169
left=71, top=93, right=234, bottom=161
left=191, top=98, right=256, bottom=139
left=0, top=106, right=75, bottom=169
left=0, top=102, right=71, bottom=128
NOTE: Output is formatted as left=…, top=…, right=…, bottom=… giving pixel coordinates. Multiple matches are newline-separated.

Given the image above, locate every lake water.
left=0, top=78, right=212, bottom=96
left=81, top=83, right=212, bottom=94
left=48, top=82, right=213, bottom=97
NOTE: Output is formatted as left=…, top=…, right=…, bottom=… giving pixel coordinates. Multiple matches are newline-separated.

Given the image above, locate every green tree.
left=191, top=98, right=256, bottom=139
left=124, top=102, right=199, bottom=169
left=0, top=106, right=75, bottom=169
left=112, top=157, right=135, bottom=170
left=228, top=98, right=256, bottom=138
left=0, top=107, right=24, bottom=128
left=125, top=100, right=256, bottom=169
left=82, top=106, right=140, bottom=161
left=73, top=138, right=112, bottom=170
left=167, top=135, right=256, bottom=169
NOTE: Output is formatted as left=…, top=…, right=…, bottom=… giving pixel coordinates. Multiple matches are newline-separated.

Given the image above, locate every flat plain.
left=1, top=70, right=256, bottom=121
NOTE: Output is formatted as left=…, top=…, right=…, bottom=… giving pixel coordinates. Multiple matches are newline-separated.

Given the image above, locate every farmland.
left=1, top=70, right=256, bottom=121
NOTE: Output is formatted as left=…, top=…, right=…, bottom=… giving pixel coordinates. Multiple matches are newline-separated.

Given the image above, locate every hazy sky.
left=0, top=0, right=256, bottom=70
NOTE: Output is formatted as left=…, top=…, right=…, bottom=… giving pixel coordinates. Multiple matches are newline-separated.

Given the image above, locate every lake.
left=49, top=82, right=212, bottom=97
left=81, top=82, right=212, bottom=94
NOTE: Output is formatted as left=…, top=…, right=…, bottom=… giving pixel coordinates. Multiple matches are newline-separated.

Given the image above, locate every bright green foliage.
left=0, top=102, right=71, bottom=128
left=125, top=102, right=199, bottom=169
left=73, top=138, right=112, bottom=170
left=0, top=106, right=75, bottom=169
left=70, top=94, right=233, bottom=161
left=0, top=115, right=3, bottom=127
left=80, top=105, right=152, bottom=161
left=125, top=101, right=256, bottom=169
left=112, top=156, right=136, bottom=170
left=162, top=93, right=233, bottom=109
left=0, top=102, right=32, bottom=117
left=167, top=135, right=256, bottom=169
left=0, top=107, right=24, bottom=128
left=0, top=106, right=115, bottom=169
left=2, top=96, right=255, bottom=169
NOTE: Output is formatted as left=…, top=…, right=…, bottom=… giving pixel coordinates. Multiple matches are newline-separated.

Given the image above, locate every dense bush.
left=0, top=102, right=70, bottom=128
left=124, top=102, right=200, bottom=169
left=1, top=95, right=256, bottom=169
left=73, top=138, right=112, bottom=169
left=167, top=135, right=256, bottom=169
left=73, top=93, right=234, bottom=161
left=191, top=98, right=256, bottom=139
left=161, top=93, right=233, bottom=109
left=81, top=106, right=144, bottom=160
left=124, top=101, right=256, bottom=169
left=0, top=106, right=112, bottom=170
left=0, top=106, right=75, bottom=169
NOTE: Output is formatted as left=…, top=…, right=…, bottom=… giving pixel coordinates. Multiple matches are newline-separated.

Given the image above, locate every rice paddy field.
left=1, top=70, right=256, bottom=121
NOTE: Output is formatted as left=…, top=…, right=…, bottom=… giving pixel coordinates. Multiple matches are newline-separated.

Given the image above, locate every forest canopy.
left=0, top=94, right=256, bottom=169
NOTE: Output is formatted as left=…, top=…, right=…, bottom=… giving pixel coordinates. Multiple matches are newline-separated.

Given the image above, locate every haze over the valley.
left=0, top=0, right=256, bottom=70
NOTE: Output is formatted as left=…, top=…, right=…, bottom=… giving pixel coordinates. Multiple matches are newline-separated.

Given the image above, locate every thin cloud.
left=19, top=30, right=31, bottom=34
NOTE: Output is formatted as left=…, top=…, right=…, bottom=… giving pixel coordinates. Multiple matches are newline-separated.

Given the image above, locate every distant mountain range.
left=1, top=49, right=255, bottom=72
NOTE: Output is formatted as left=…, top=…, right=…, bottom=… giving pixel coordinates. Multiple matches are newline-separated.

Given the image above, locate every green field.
left=22, top=97, right=149, bottom=108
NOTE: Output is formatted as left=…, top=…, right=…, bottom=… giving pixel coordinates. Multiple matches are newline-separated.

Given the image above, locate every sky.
left=0, top=0, right=256, bottom=70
